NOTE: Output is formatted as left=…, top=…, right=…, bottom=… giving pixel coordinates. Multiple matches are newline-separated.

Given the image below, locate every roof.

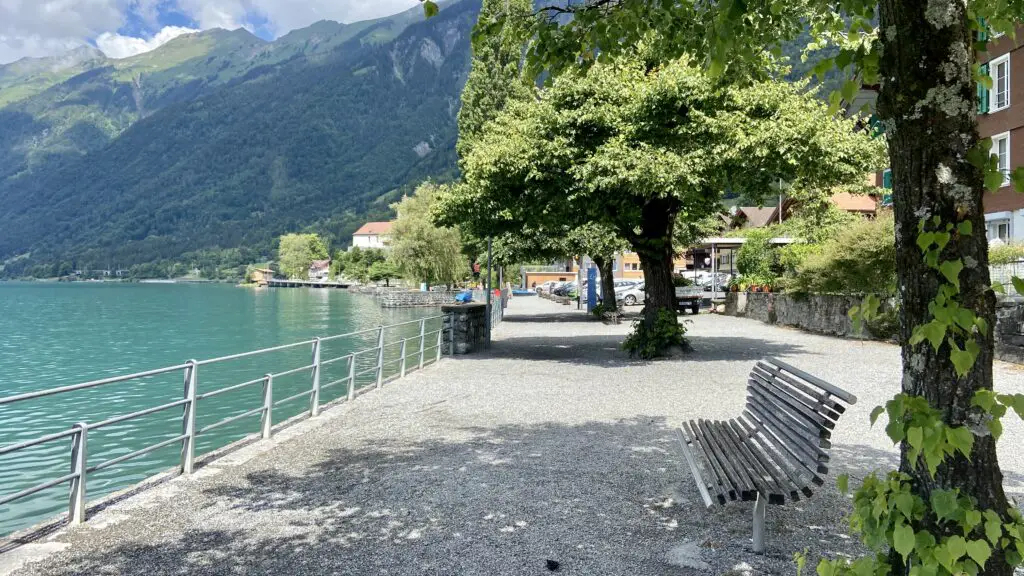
left=353, top=221, right=394, bottom=236
left=253, top=268, right=274, bottom=273
left=737, top=207, right=779, bottom=228
left=830, top=192, right=877, bottom=213
left=309, top=260, right=331, bottom=269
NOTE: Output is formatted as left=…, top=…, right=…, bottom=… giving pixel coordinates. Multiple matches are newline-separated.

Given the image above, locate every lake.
left=0, top=282, right=443, bottom=537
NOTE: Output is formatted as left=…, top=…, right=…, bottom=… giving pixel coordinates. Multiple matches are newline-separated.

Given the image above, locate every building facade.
left=351, top=221, right=394, bottom=250
left=978, top=32, right=1024, bottom=243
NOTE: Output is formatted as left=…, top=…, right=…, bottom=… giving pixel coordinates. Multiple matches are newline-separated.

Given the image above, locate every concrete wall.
left=724, top=292, right=1024, bottom=364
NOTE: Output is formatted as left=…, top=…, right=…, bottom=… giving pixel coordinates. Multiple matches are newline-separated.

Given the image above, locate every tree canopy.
left=278, top=233, right=329, bottom=279
left=389, top=182, right=467, bottom=287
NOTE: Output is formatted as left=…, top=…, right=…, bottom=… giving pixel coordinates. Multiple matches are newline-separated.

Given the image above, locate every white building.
left=351, top=221, right=393, bottom=250
left=309, top=260, right=331, bottom=280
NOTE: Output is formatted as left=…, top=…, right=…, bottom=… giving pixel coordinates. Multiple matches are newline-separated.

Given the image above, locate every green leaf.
left=841, top=80, right=858, bottom=103
left=957, top=221, right=973, bottom=236
left=966, top=539, right=991, bottom=567
left=988, top=417, right=1003, bottom=440
left=1013, top=276, right=1024, bottom=296
left=985, top=168, right=1005, bottom=191
left=946, top=535, right=968, bottom=561
left=992, top=282, right=1007, bottom=294
left=893, top=521, right=915, bottom=561
left=949, top=340, right=976, bottom=377
left=911, top=321, right=947, bottom=352
left=870, top=405, right=885, bottom=426
left=932, top=490, right=960, bottom=521
left=837, top=473, right=849, bottom=495
left=984, top=512, right=1002, bottom=544
left=939, top=259, right=964, bottom=289
left=907, top=426, right=923, bottom=462
left=895, top=493, right=914, bottom=518
left=422, top=0, right=439, bottom=18
left=946, top=426, right=975, bottom=458
left=964, top=509, right=982, bottom=530
left=934, top=544, right=955, bottom=572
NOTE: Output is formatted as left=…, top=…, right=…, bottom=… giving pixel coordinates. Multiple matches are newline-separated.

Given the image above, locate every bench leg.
left=752, top=492, right=766, bottom=553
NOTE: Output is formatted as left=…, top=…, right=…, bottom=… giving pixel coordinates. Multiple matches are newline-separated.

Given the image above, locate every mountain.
left=0, top=0, right=476, bottom=278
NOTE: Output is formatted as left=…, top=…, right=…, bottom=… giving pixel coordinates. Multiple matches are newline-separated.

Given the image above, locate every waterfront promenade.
left=4, top=297, right=1024, bottom=575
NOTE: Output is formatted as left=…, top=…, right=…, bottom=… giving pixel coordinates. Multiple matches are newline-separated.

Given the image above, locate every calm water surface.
left=0, top=283, right=442, bottom=536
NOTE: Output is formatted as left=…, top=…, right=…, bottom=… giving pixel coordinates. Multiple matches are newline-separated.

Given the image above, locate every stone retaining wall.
left=724, top=292, right=1024, bottom=364
left=442, top=303, right=488, bottom=355
left=378, top=290, right=458, bottom=308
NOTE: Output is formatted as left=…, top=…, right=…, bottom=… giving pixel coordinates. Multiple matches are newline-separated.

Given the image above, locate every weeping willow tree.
left=389, top=182, right=467, bottom=287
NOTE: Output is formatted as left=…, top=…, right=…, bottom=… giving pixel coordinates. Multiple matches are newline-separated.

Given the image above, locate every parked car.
left=616, top=282, right=645, bottom=306
left=552, top=281, right=576, bottom=297
left=674, top=276, right=702, bottom=314
left=537, top=280, right=559, bottom=294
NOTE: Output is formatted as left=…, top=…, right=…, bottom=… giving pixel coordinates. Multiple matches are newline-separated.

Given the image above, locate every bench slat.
left=752, top=364, right=844, bottom=420
left=744, top=408, right=828, bottom=485
left=736, top=417, right=814, bottom=499
left=748, top=375, right=836, bottom=432
left=725, top=419, right=800, bottom=502
left=714, top=420, right=788, bottom=504
left=746, top=388, right=833, bottom=452
left=674, top=428, right=716, bottom=507
left=701, top=420, right=759, bottom=501
left=745, top=396, right=831, bottom=461
left=683, top=421, right=735, bottom=502
left=766, top=358, right=858, bottom=405
left=697, top=419, right=756, bottom=501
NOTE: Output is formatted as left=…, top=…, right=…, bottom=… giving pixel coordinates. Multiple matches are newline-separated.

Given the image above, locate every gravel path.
left=3, top=296, right=1023, bottom=576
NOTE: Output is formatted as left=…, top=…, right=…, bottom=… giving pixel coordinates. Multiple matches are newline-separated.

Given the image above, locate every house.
left=309, top=260, right=331, bottom=281
left=351, top=221, right=394, bottom=250
left=250, top=268, right=274, bottom=285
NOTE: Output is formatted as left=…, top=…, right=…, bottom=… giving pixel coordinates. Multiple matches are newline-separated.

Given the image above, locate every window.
left=988, top=220, right=1011, bottom=242
left=990, top=54, right=1010, bottom=112
left=612, top=259, right=618, bottom=271
left=881, top=168, right=892, bottom=189
left=992, top=131, right=1011, bottom=187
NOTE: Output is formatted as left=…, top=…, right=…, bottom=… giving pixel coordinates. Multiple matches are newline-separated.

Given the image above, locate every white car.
left=616, top=282, right=645, bottom=306
left=537, top=280, right=559, bottom=293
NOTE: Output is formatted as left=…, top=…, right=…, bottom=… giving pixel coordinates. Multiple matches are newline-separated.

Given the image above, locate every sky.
left=0, top=0, right=421, bottom=64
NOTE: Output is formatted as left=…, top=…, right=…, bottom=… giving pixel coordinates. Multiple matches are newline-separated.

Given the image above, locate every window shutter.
left=882, top=170, right=893, bottom=189
left=978, top=64, right=990, bottom=114
left=979, top=18, right=989, bottom=42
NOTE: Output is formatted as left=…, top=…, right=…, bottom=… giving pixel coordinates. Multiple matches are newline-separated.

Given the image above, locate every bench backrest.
left=742, top=358, right=857, bottom=480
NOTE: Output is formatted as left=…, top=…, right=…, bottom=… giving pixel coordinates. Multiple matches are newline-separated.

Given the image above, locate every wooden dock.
left=264, top=279, right=351, bottom=289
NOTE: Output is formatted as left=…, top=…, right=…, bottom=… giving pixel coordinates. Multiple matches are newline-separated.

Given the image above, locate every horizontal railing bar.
left=0, top=473, right=79, bottom=507
left=90, top=399, right=190, bottom=430
left=0, top=429, right=79, bottom=457
left=196, top=377, right=266, bottom=400
left=318, top=326, right=380, bottom=343
left=0, top=364, right=190, bottom=406
left=197, top=340, right=315, bottom=366
left=320, top=353, right=354, bottom=367
left=385, top=316, right=443, bottom=329
left=197, top=406, right=265, bottom=435
left=320, top=376, right=352, bottom=390
left=355, top=366, right=379, bottom=377
left=272, top=388, right=313, bottom=407
left=87, top=435, right=188, bottom=474
left=271, top=363, right=316, bottom=379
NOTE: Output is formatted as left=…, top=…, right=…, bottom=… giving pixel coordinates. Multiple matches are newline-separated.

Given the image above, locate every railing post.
left=309, top=338, right=322, bottom=417
left=347, top=354, right=356, bottom=401
left=418, top=319, right=426, bottom=370
left=449, top=322, right=455, bottom=356
left=400, top=338, right=408, bottom=378
left=68, top=422, right=88, bottom=524
left=261, top=374, right=273, bottom=439
left=180, top=360, right=198, bottom=474
left=376, top=326, right=385, bottom=388
left=435, top=327, right=442, bottom=363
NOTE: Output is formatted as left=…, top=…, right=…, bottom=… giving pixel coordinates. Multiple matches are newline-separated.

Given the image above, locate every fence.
left=0, top=315, right=445, bottom=534
left=992, top=259, right=1024, bottom=289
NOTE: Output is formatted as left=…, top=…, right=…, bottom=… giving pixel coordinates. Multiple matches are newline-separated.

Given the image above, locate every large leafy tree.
left=389, top=182, right=467, bottom=287
left=447, top=50, right=881, bottom=346
left=449, top=0, right=1024, bottom=573
left=277, top=233, right=329, bottom=279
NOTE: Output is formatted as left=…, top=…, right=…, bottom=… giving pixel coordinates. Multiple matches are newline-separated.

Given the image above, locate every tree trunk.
left=592, top=254, right=618, bottom=313
left=633, top=200, right=679, bottom=328
left=878, top=2, right=1009, bottom=573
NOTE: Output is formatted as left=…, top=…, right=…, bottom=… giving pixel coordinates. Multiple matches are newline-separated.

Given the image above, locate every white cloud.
left=173, top=0, right=420, bottom=37
left=95, top=26, right=199, bottom=59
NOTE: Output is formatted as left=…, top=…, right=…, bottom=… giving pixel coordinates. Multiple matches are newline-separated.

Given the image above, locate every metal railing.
left=0, top=315, right=445, bottom=529
left=992, top=259, right=1024, bottom=291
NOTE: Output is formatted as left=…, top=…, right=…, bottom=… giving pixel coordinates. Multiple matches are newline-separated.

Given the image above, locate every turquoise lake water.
left=0, top=283, right=443, bottom=537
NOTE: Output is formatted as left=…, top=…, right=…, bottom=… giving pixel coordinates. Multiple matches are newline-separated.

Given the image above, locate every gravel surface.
left=4, top=297, right=1024, bottom=576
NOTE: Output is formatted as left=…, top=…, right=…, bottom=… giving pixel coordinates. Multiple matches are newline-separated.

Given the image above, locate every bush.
left=622, top=308, right=687, bottom=359
left=736, top=228, right=781, bottom=278
left=790, top=214, right=896, bottom=295
left=990, top=243, right=1024, bottom=266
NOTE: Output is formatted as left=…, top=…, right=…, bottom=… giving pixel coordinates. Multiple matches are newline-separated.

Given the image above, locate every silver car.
left=616, top=281, right=645, bottom=306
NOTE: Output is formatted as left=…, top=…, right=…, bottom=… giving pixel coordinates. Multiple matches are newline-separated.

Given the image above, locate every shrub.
left=622, top=309, right=687, bottom=359
left=990, top=243, right=1024, bottom=266
left=736, top=228, right=782, bottom=278
left=790, top=213, right=896, bottom=295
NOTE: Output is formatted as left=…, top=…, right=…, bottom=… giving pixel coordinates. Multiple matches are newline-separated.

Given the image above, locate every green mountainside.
left=0, top=0, right=476, bottom=278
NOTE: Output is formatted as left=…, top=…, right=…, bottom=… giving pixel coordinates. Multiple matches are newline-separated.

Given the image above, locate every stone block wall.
left=442, top=303, right=488, bottom=355
left=378, top=290, right=459, bottom=308
left=723, top=292, right=1024, bottom=364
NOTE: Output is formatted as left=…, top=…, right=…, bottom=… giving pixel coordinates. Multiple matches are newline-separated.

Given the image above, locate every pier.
left=264, top=279, right=352, bottom=288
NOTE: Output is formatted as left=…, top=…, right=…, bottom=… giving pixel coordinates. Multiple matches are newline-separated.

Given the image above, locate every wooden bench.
left=675, top=358, right=857, bottom=553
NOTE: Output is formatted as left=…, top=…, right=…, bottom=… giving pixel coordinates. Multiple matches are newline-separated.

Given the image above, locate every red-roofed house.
left=309, top=260, right=331, bottom=281
left=351, top=221, right=394, bottom=250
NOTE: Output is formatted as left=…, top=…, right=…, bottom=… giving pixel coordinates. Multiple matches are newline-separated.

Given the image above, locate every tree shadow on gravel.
left=483, top=335, right=808, bottom=368
left=17, top=418, right=879, bottom=576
